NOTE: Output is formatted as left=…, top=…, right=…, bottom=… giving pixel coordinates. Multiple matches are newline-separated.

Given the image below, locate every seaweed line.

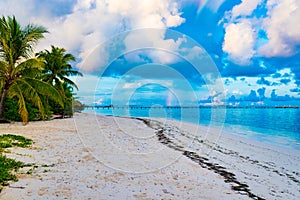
left=136, top=118, right=265, bottom=200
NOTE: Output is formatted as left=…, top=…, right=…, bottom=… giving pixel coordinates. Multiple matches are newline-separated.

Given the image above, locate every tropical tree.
left=37, top=46, right=82, bottom=89
left=37, top=46, right=83, bottom=116
left=0, top=16, right=63, bottom=124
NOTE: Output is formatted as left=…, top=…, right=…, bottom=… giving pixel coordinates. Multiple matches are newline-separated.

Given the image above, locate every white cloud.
left=222, top=20, right=256, bottom=65
left=123, top=30, right=186, bottom=64
left=232, top=90, right=244, bottom=95
left=95, top=97, right=104, bottom=105
left=0, top=0, right=185, bottom=73
left=223, top=0, right=300, bottom=61
left=259, top=0, right=300, bottom=57
left=73, top=0, right=96, bottom=11
left=221, top=0, right=261, bottom=65
left=71, top=0, right=185, bottom=71
left=0, top=0, right=73, bottom=52
left=112, top=78, right=178, bottom=105
left=231, top=0, right=263, bottom=18
left=0, top=0, right=54, bottom=23
left=182, top=46, right=205, bottom=60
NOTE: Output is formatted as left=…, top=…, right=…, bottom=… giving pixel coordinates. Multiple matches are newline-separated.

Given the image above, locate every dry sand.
left=0, top=112, right=299, bottom=199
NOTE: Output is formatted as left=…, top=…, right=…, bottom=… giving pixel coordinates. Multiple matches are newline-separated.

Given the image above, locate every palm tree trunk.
left=0, top=88, right=8, bottom=120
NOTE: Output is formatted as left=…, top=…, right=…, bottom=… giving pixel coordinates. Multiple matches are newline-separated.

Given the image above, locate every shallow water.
left=83, top=107, right=300, bottom=150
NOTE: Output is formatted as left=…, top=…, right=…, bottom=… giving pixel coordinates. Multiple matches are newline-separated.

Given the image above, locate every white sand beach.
left=0, top=113, right=299, bottom=199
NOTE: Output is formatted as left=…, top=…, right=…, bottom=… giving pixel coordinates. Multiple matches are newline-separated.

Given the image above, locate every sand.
left=0, top=112, right=299, bottom=199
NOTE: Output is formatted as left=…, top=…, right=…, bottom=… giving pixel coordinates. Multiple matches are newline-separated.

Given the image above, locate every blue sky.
left=1, top=0, right=300, bottom=106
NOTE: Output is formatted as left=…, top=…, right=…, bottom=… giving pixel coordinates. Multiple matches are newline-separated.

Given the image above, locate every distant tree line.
left=0, top=16, right=83, bottom=124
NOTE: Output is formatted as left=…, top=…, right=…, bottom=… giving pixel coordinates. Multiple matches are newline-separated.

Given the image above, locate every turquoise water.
left=83, top=107, right=300, bottom=150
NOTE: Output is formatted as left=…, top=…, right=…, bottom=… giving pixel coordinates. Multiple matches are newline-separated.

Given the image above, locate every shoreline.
left=83, top=108, right=300, bottom=151
left=0, top=113, right=299, bottom=199
left=136, top=117, right=262, bottom=199
left=149, top=117, right=300, bottom=199
left=155, top=116, right=300, bottom=153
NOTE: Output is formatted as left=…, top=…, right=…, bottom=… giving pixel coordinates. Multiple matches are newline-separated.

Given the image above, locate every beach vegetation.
left=37, top=45, right=82, bottom=91
left=0, top=155, right=23, bottom=192
left=0, top=15, right=64, bottom=124
left=73, top=99, right=85, bottom=112
left=37, top=45, right=83, bottom=118
left=3, top=97, right=44, bottom=122
left=0, top=134, right=33, bottom=149
left=0, top=134, right=33, bottom=192
left=0, top=15, right=82, bottom=123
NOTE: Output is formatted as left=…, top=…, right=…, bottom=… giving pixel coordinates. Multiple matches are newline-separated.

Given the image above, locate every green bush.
left=73, top=100, right=84, bottom=112
left=3, top=97, right=51, bottom=122
left=3, top=98, right=22, bottom=121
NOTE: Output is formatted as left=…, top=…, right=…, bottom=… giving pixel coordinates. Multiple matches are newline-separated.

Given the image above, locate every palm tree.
left=0, top=16, right=63, bottom=124
left=37, top=45, right=82, bottom=90
left=37, top=46, right=83, bottom=116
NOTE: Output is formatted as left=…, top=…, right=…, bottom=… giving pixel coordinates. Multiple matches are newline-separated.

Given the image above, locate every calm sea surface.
left=83, top=107, right=300, bottom=150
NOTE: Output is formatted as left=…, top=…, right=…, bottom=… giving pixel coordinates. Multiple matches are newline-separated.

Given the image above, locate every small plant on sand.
left=0, top=155, right=24, bottom=192
left=0, top=134, right=33, bottom=192
left=0, top=134, right=33, bottom=149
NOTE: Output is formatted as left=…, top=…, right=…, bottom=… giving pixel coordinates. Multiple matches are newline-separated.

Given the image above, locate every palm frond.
left=59, top=76, right=79, bottom=90
left=0, top=15, right=50, bottom=122
left=0, top=61, right=8, bottom=75
left=37, top=45, right=81, bottom=91
left=7, top=83, right=29, bottom=124
left=9, top=79, right=45, bottom=121
left=21, top=24, right=48, bottom=58
left=63, top=53, right=76, bottom=62
left=12, top=58, right=44, bottom=78
left=0, top=16, right=47, bottom=63
left=65, top=69, right=83, bottom=77
left=24, top=78, right=64, bottom=108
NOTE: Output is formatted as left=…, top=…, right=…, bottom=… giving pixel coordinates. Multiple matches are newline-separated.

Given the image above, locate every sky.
left=1, top=0, right=300, bottom=106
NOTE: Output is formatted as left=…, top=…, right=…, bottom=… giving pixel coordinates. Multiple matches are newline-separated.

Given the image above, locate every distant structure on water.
left=83, top=105, right=299, bottom=110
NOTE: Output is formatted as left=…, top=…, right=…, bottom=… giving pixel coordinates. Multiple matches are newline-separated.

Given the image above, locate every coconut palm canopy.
left=37, top=45, right=83, bottom=90
left=0, top=16, right=80, bottom=124
left=37, top=46, right=83, bottom=117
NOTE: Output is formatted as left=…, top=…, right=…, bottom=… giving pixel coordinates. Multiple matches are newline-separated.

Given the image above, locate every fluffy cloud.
left=222, top=20, right=256, bottom=65
left=231, top=0, right=263, bottom=18
left=259, top=0, right=300, bottom=57
left=86, top=1, right=182, bottom=61
left=221, top=0, right=261, bottom=65
left=222, top=0, right=300, bottom=65
left=0, top=0, right=66, bottom=23
left=223, top=0, right=300, bottom=64
left=71, top=0, right=185, bottom=71
left=123, top=29, right=186, bottom=65
left=107, top=0, right=184, bottom=28
left=0, top=0, right=185, bottom=72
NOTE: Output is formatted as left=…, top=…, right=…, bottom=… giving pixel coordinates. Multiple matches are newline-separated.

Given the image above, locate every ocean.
left=83, top=107, right=300, bottom=150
